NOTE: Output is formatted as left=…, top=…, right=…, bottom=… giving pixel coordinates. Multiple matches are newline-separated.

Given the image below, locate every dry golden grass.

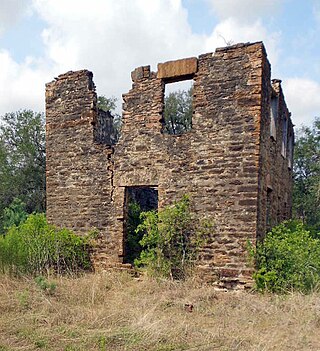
left=1, top=272, right=320, bottom=351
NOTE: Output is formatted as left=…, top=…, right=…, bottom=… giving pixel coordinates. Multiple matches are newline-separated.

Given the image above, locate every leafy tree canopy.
left=293, top=117, right=320, bottom=231
left=163, top=87, right=193, bottom=135
left=97, top=95, right=117, bottom=112
left=0, top=110, right=46, bottom=231
left=2, top=198, right=27, bottom=231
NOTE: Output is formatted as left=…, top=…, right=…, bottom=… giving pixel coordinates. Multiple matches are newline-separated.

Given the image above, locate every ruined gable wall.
left=46, top=71, right=117, bottom=264
left=113, top=42, right=267, bottom=288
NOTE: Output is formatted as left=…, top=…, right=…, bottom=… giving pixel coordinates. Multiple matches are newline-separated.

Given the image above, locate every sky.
left=0, top=0, right=319, bottom=128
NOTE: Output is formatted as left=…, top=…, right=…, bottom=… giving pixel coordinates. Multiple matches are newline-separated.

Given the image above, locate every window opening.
left=288, top=133, right=293, bottom=169
left=270, top=95, right=278, bottom=140
left=123, top=186, right=158, bottom=265
left=162, top=80, right=193, bottom=135
left=266, top=188, right=273, bottom=232
left=281, top=116, right=288, bottom=158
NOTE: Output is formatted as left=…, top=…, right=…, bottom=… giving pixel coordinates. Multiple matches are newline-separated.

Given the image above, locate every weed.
left=98, top=336, right=107, bottom=350
left=64, top=346, right=78, bottom=351
left=35, top=276, right=57, bottom=295
left=16, top=289, right=30, bottom=309
left=34, top=339, right=46, bottom=348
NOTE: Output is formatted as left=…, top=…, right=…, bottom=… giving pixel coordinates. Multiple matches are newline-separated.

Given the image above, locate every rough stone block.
left=157, top=57, right=197, bottom=80
left=131, top=66, right=144, bottom=82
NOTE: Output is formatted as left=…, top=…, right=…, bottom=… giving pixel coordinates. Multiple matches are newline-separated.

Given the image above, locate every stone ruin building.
left=46, top=42, right=294, bottom=289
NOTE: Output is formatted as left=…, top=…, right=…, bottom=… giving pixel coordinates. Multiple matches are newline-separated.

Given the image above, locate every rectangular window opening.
left=281, top=116, right=288, bottom=158
left=288, top=133, right=294, bottom=169
left=162, top=79, right=194, bottom=135
left=270, top=95, right=278, bottom=140
left=123, top=186, right=158, bottom=265
left=266, top=188, right=273, bottom=232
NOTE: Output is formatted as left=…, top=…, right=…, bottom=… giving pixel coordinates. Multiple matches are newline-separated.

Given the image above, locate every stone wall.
left=46, top=41, right=293, bottom=289
left=46, top=71, right=117, bottom=266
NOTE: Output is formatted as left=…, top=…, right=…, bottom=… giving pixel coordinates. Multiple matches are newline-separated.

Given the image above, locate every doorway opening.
left=123, top=186, right=158, bottom=265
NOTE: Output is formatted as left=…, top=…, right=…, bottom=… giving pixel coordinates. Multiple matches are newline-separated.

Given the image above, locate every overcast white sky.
left=0, top=0, right=319, bottom=127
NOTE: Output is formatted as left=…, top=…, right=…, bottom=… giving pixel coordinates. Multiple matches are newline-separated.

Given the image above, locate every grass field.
left=1, top=272, right=320, bottom=351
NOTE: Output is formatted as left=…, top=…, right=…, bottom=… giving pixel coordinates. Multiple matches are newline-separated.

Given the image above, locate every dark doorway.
left=123, top=186, right=158, bottom=265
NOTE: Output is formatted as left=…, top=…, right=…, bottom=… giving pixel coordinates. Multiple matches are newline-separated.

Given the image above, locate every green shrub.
left=135, top=195, right=212, bottom=279
left=253, top=220, right=320, bottom=293
left=0, top=213, right=92, bottom=276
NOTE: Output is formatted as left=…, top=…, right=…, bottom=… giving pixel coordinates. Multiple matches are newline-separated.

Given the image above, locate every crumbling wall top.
left=215, top=41, right=265, bottom=53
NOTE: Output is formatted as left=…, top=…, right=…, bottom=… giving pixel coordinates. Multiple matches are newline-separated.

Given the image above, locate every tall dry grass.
left=1, top=272, right=320, bottom=350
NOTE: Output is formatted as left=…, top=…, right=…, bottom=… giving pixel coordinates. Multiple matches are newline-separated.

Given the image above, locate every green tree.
left=97, top=95, right=117, bottom=112
left=2, top=198, right=27, bottom=230
left=163, top=87, right=193, bottom=135
left=0, top=110, right=46, bottom=229
left=293, top=117, right=320, bottom=231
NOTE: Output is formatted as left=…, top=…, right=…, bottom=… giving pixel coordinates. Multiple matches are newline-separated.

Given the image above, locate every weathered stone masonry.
left=46, top=42, right=294, bottom=289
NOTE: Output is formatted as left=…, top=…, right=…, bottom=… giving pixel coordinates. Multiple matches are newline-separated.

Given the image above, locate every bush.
left=0, top=213, right=92, bottom=276
left=253, top=220, right=320, bottom=293
left=135, top=195, right=212, bottom=279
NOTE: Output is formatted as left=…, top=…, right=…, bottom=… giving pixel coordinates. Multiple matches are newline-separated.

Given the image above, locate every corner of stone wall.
left=46, top=69, right=119, bottom=269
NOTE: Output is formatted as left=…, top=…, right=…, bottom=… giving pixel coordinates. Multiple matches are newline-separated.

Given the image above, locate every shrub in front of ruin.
left=253, top=220, right=320, bottom=293
left=0, top=213, right=92, bottom=276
